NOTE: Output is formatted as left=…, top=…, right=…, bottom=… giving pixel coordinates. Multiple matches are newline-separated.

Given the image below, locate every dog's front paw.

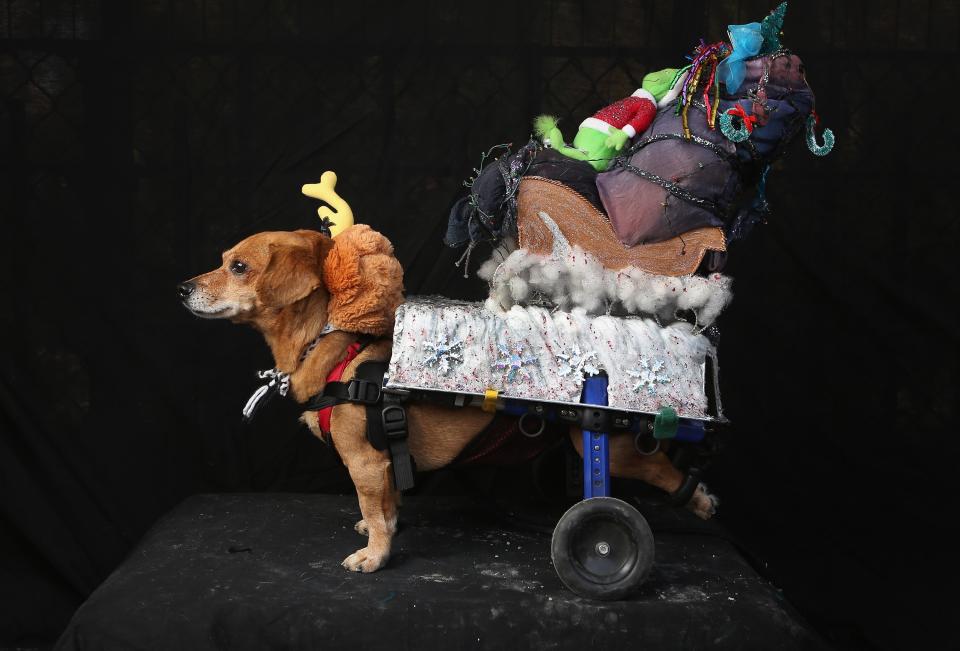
left=342, top=546, right=389, bottom=573
left=687, top=483, right=719, bottom=520
left=354, top=519, right=369, bottom=536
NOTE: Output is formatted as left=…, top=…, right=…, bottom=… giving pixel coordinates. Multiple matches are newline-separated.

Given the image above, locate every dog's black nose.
left=177, top=282, right=195, bottom=299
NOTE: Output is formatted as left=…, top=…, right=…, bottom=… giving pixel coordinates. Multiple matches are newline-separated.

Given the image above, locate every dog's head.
left=178, top=225, right=404, bottom=335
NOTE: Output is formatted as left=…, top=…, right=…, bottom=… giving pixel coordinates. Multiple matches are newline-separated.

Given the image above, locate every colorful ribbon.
left=716, top=22, right=763, bottom=93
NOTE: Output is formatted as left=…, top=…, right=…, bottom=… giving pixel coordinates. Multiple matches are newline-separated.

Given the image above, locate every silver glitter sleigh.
left=385, top=296, right=723, bottom=422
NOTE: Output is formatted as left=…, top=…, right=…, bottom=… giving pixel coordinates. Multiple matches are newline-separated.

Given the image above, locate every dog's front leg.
left=340, top=450, right=399, bottom=573
left=328, top=404, right=400, bottom=572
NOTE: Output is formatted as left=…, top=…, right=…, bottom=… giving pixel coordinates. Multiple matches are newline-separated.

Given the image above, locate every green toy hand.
left=605, top=128, right=630, bottom=151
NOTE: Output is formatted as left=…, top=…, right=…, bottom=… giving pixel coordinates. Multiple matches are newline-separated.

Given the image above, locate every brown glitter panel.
left=517, top=177, right=726, bottom=277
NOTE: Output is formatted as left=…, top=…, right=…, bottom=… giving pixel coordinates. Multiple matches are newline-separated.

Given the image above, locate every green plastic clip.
left=653, top=406, right=679, bottom=440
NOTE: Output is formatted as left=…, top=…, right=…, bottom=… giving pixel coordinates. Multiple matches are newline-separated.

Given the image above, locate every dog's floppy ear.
left=258, top=232, right=329, bottom=308
left=322, top=224, right=404, bottom=335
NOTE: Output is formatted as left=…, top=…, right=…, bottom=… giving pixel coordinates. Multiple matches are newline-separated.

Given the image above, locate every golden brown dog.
left=180, top=225, right=717, bottom=573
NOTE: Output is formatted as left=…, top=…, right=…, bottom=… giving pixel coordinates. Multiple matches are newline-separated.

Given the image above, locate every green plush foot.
left=542, top=127, right=567, bottom=149
left=555, top=144, right=592, bottom=162
left=534, top=115, right=567, bottom=148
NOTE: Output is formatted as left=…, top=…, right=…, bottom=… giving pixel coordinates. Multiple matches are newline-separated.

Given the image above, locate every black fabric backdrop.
left=1, top=1, right=958, bottom=649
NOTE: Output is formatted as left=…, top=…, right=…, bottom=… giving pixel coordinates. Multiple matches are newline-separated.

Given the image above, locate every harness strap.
left=306, top=359, right=416, bottom=492
left=305, top=370, right=380, bottom=412
left=382, top=393, right=415, bottom=491
left=309, top=339, right=370, bottom=434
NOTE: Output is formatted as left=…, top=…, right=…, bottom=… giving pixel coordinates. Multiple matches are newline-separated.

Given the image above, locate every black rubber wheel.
left=551, top=497, right=655, bottom=600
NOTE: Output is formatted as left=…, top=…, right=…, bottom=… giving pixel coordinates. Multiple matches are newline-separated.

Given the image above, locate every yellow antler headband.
left=301, top=171, right=354, bottom=237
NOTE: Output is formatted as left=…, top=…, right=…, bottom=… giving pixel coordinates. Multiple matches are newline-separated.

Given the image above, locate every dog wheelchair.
left=314, top=296, right=725, bottom=600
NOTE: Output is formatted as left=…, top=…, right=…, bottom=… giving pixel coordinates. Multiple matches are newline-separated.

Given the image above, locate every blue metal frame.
left=581, top=376, right=610, bottom=499
left=675, top=419, right=706, bottom=442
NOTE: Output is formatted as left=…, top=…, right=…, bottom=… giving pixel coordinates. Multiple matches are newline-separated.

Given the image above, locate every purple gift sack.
left=597, top=52, right=816, bottom=246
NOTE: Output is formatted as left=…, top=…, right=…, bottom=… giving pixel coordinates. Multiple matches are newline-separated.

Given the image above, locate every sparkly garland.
left=627, top=131, right=737, bottom=165
left=615, top=159, right=719, bottom=213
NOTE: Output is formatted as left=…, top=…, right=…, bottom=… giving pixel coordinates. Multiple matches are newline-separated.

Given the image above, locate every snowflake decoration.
left=556, top=346, right=601, bottom=382
left=493, top=342, right=538, bottom=383
left=423, top=333, right=464, bottom=375
left=627, top=357, right=671, bottom=395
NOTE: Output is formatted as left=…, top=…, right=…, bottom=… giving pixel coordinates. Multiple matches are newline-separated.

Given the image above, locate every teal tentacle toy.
left=805, top=114, right=835, bottom=156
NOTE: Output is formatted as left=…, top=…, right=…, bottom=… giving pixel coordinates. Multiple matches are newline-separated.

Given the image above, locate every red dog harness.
left=316, top=341, right=366, bottom=434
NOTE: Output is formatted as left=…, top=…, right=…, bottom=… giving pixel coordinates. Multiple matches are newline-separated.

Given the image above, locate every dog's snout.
left=178, top=281, right=195, bottom=299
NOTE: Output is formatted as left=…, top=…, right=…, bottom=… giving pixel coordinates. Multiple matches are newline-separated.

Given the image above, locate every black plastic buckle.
left=347, top=379, right=381, bottom=405
left=381, top=404, right=407, bottom=441
left=579, top=406, right=611, bottom=432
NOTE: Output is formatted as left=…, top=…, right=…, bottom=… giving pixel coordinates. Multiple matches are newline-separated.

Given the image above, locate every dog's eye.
left=230, top=260, right=248, bottom=275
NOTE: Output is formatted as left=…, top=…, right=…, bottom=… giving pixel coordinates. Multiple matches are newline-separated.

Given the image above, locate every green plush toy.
left=535, top=67, right=688, bottom=172
left=642, top=67, right=688, bottom=104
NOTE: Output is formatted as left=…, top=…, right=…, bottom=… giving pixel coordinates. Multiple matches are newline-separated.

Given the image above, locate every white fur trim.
left=579, top=117, right=614, bottom=135
left=658, top=70, right=690, bottom=108
left=622, top=124, right=637, bottom=138
left=476, top=238, right=517, bottom=281
left=631, top=88, right=656, bottom=103
left=483, top=245, right=733, bottom=327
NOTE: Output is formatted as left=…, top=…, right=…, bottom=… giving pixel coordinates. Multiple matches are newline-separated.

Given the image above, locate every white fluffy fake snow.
left=480, top=246, right=733, bottom=328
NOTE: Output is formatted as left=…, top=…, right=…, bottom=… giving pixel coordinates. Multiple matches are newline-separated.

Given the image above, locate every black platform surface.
left=56, top=494, right=825, bottom=650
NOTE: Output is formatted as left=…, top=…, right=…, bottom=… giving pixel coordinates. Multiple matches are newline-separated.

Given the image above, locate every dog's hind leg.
left=570, top=429, right=718, bottom=519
